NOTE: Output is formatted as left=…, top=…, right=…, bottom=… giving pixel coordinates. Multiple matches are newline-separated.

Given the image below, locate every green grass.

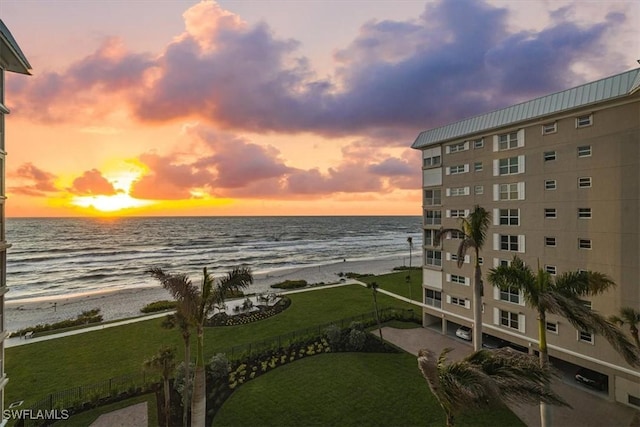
left=53, top=393, right=157, bottom=427
left=5, top=284, right=415, bottom=406
left=214, top=352, right=524, bottom=427
left=359, top=270, right=423, bottom=301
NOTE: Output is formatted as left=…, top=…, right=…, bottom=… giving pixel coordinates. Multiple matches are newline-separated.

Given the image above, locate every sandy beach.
left=5, top=255, right=417, bottom=333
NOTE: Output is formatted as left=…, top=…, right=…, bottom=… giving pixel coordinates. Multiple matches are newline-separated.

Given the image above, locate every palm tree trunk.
left=163, top=377, right=171, bottom=427
left=183, top=335, right=191, bottom=427
left=191, top=327, right=206, bottom=427
left=373, top=292, right=383, bottom=342
left=472, top=259, right=483, bottom=351
left=538, top=310, right=552, bottom=427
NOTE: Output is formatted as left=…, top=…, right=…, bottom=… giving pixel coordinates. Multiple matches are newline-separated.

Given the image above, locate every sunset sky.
left=2, top=0, right=638, bottom=217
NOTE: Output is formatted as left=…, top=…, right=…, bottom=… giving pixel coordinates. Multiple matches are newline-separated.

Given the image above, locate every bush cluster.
left=14, top=308, right=103, bottom=337
left=206, top=297, right=291, bottom=326
left=269, top=279, right=308, bottom=289
left=140, top=300, right=177, bottom=313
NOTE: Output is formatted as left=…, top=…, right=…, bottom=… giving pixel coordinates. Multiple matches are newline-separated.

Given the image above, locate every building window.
left=576, top=115, right=593, bottom=128
left=578, top=208, right=592, bottom=219
left=544, top=151, right=556, bottom=161
left=474, top=185, right=484, bottom=195
left=542, top=123, right=557, bottom=134
left=426, top=250, right=442, bottom=267
left=450, top=209, right=466, bottom=218
left=545, top=265, right=557, bottom=275
left=544, top=180, right=557, bottom=190
left=500, top=309, right=520, bottom=330
left=497, top=182, right=524, bottom=200
left=578, top=330, right=594, bottom=343
left=449, top=164, right=468, bottom=175
left=447, top=141, right=469, bottom=154
left=578, top=177, right=592, bottom=188
left=578, top=145, right=592, bottom=157
left=499, top=286, right=520, bottom=304
left=498, top=132, right=520, bottom=150
left=579, top=239, right=592, bottom=250
left=500, top=235, right=519, bottom=251
left=544, top=208, right=557, bottom=219
left=425, top=210, right=442, bottom=226
left=450, top=274, right=467, bottom=285
left=546, top=322, right=558, bottom=334
left=499, top=209, right=519, bottom=226
left=450, top=296, right=468, bottom=307
left=449, top=230, right=465, bottom=239
left=424, top=189, right=441, bottom=205
left=478, top=257, right=484, bottom=265
left=424, top=229, right=435, bottom=247
left=498, top=156, right=522, bottom=175
left=425, top=289, right=442, bottom=308
left=424, top=154, right=442, bottom=168
left=473, top=138, right=484, bottom=149
left=474, top=162, right=483, bottom=172
left=545, top=237, right=556, bottom=247
left=448, top=187, right=469, bottom=197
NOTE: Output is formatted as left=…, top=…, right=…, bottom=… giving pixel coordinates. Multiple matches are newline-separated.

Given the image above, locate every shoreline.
left=5, top=255, right=419, bottom=333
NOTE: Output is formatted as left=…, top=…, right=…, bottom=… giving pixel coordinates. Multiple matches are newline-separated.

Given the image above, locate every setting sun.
left=71, top=193, right=153, bottom=212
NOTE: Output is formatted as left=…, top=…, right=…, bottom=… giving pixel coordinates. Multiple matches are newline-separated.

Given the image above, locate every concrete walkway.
left=381, top=326, right=640, bottom=427
left=89, top=402, right=147, bottom=427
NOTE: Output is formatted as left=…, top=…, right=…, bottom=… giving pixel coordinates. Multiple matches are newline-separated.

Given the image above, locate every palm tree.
left=191, top=266, right=252, bottom=427
left=407, top=236, right=413, bottom=300
left=144, top=346, right=176, bottom=427
left=147, top=266, right=252, bottom=427
left=487, top=256, right=640, bottom=427
left=367, top=281, right=383, bottom=342
left=435, top=205, right=491, bottom=350
left=417, top=347, right=568, bottom=427
left=610, top=307, right=640, bottom=349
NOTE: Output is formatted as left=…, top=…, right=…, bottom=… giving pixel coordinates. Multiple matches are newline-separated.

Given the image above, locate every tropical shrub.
left=141, top=300, right=178, bottom=313
left=270, top=279, right=308, bottom=289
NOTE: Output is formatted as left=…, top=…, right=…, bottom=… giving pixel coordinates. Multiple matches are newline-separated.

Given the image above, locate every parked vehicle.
left=455, top=325, right=472, bottom=341
left=575, top=367, right=608, bottom=391
left=481, top=334, right=507, bottom=349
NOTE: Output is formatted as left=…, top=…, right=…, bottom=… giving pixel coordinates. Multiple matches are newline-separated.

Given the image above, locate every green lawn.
left=5, top=284, right=415, bottom=405
left=359, top=270, right=423, bottom=302
left=214, top=352, right=524, bottom=427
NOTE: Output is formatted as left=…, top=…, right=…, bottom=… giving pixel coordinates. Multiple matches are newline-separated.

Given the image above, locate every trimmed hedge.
left=270, top=279, right=308, bottom=289
left=14, top=309, right=103, bottom=337
left=140, top=300, right=177, bottom=313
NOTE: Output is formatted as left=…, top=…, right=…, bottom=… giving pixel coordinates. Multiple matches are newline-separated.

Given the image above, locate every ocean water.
left=5, top=216, right=421, bottom=301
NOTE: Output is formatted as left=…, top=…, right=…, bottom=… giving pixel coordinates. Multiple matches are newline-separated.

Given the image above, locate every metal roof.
left=412, top=68, right=640, bottom=149
left=0, top=19, right=31, bottom=74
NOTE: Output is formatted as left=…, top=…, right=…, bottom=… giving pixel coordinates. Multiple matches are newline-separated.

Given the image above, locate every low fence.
left=18, top=306, right=418, bottom=426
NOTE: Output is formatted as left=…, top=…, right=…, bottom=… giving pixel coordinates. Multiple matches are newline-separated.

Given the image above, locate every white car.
left=456, top=325, right=472, bottom=341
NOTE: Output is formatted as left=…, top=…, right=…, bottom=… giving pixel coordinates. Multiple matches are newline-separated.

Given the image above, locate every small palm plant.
left=610, top=307, right=640, bottom=349
left=417, top=347, right=568, bottom=427
left=144, top=346, right=176, bottom=427
left=367, top=281, right=383, bottom=342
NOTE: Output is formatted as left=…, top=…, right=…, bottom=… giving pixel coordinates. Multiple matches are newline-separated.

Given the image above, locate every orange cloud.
left=68, top=169, right=118, bottom=196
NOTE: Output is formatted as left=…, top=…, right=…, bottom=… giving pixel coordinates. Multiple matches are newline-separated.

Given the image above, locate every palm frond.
left=487, top=257, right=539, bottom=306
left=550, top=293, right=640, bottom=366
left=467, top=205, right=491, bottom=249
left=456, top=239, right=473, bottom=268
left=146, top=267, right=200, bottom=317
left=435, top=227, right=463, bottom=247
left=553, top=270, right=615, bottom=297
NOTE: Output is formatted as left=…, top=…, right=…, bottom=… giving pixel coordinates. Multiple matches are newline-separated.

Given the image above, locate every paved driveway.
left=381, top=326, right=640, bottom=427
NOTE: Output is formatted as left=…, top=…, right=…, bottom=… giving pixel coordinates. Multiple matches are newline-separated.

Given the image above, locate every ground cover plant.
left=5, top=284, right=415, bottom=407
left=214, top=352, right=525, bottom=427
left=13, top=308, right=103, bottom=337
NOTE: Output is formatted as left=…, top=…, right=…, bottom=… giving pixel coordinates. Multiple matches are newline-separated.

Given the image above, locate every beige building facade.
left=412, top=68, right=640, bottom=408
left=0, top=20, right=31, bottom=425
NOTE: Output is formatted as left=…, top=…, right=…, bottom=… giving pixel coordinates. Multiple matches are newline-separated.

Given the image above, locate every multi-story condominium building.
left=412, top=67, right=640, bottom=408
left=0, top=20, right=31, bottom=424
